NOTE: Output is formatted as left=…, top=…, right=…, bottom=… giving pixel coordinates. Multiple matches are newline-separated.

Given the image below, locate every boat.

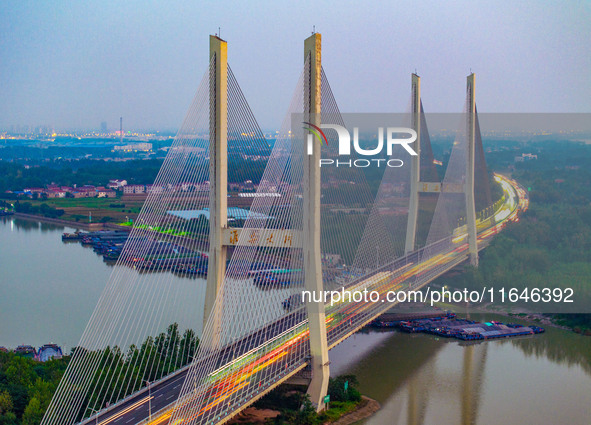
left=62, top=231, right=83, bottom=241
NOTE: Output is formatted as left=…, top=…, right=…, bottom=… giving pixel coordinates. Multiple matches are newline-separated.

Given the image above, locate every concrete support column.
left=204, top=35, right=228, bottom=329
left=303, top=32, right=330, bottom=412
left=405, top=73, right=421, bottom=254
left=465, top=74, right=479, bottom=266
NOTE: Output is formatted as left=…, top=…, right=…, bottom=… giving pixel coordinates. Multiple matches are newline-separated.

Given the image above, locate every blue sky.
left=1, top=0, right=590, bottom=131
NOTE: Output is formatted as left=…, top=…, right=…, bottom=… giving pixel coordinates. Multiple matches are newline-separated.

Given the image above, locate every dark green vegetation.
left=437, top=139, right=591, bottom=332
left=0, top=158, right=270, bottom=195
left=0, top=324, right=198, bottom=425
left=252, top=375, right=362, bottom=425
left=12, top=202, right=65, bottom=219
left=6, top=197, right=146, bottom=224
left=0, top=160, right=163, bottom=194
left=73, top=323, right=198, bottom=422
left=0, top=353, right=68, bottom=425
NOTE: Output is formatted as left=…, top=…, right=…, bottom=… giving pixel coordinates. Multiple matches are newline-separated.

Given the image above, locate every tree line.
left=436, top=139, right=591, bottom=331
left=0, top=323, right=198, bottom=425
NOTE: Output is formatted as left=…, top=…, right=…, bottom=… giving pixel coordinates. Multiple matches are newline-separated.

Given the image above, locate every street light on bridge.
left=87, top=407, right=99, bottom=425
left=143, top=380, right=152, bottom=422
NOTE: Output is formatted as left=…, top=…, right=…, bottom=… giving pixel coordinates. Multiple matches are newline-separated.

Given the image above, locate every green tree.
left=0, top=391, right=13, bottom=415
left=0, top=412, right=18, bottom=425
left=327, top=375, right=361, bottom=403
left=28, top=379, right=53, bottom=409
left=179, top=329, right=198, bottom=366
left=5, top=357, right=34, bottom=387
left=21, top=398, right=43, bottom=425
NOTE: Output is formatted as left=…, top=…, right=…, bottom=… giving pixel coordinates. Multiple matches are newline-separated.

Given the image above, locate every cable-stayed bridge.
left=42, top=33, right=528, bottom=425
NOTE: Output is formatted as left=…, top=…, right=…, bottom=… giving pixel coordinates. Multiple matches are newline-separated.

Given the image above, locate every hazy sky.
left=1, top=0, right=590, bottom=132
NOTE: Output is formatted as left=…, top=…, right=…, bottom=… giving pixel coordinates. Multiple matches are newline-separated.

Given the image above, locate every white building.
left=515, top=153, right=538, bottom=162
left=146, top=184, right=164, bottom=194
left=107, top=179, right=128, bottom=189
left=114, top=143, right=153, bottom=152
left=123, top=185, right=146, bottom=194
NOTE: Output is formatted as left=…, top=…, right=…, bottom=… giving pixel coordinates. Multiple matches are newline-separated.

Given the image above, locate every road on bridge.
left=81, top=174, right=526, bottom=425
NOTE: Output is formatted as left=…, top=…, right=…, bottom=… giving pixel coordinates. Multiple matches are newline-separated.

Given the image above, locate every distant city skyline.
left=1, top=1, right=590, bottom=132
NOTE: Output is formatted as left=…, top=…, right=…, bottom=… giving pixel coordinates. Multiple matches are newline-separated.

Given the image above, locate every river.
left=1, top=216, right=590, bottom=424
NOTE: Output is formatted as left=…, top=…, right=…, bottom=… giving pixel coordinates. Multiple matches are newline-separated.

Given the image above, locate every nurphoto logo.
left=304, top=123, right=418, bottom=168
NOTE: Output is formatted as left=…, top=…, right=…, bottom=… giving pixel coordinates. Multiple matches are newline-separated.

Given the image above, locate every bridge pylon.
left=465, top=73, right=479, bottom=266
left=303, top=32, right=330, bottom=412
left=204, top=35, right=229, bottom=334
left=405, top=73, right=421, bottom=254
left=404, top=73, right=480, bottom=267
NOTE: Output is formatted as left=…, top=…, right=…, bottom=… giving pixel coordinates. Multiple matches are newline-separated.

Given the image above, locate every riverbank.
left=479, top=305, right=591, bottom=335
left=433, top=301, right=590, bottom=335
left=11, top=212, right=130, bottom=232
left=229, top=395, right=380, bottom=425
left=329, top=396, right=380, bottom=425
left=232, top=375, right=374, bottom=425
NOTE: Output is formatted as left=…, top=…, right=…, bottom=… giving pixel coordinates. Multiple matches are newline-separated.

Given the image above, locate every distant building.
left=97, top=189, right=117, bottom=198
left=73, top=186, right=96, bottom=198
left=36, top=344, right=63, bottom=362
left=15, top=345, right=37, bottom=358
left=178, top=182, right=198, bottom=192
left=123, top=185, right=146, bottom=194
left=107, top=179, right=128, bottom=190
left=515, top=153, right=538, bottom=162
left=101, top=121, right=108, bottom=133
left=321, top=253, right=341, bottom=266
left=146, top=184, right=164, bottom=194
left=167, top=207, right=274, bottom=221
left=114, top=143, right=152, bottom=152
left=71, top=191, right=88, bottom=198
left=48, top=189, right=66, bottom=198
left=23, top=187, right=45, bottom=194
left=237, top=192, right=281, bottom=198
left=243, top=180, right=255, bottom=191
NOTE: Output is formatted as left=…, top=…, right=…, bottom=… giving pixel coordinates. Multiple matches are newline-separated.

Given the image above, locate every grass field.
left=25, top=196, right=145, bottom=223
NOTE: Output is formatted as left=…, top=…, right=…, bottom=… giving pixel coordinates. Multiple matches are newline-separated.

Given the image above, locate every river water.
left=1, top=217, right=590, bottom=424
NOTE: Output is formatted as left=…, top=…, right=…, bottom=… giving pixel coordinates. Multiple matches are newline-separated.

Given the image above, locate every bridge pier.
left=303, top=32, right=330, bottom=412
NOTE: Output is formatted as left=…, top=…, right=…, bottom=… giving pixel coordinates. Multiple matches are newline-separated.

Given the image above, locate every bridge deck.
left=79, top=175, right=525, bottom=425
